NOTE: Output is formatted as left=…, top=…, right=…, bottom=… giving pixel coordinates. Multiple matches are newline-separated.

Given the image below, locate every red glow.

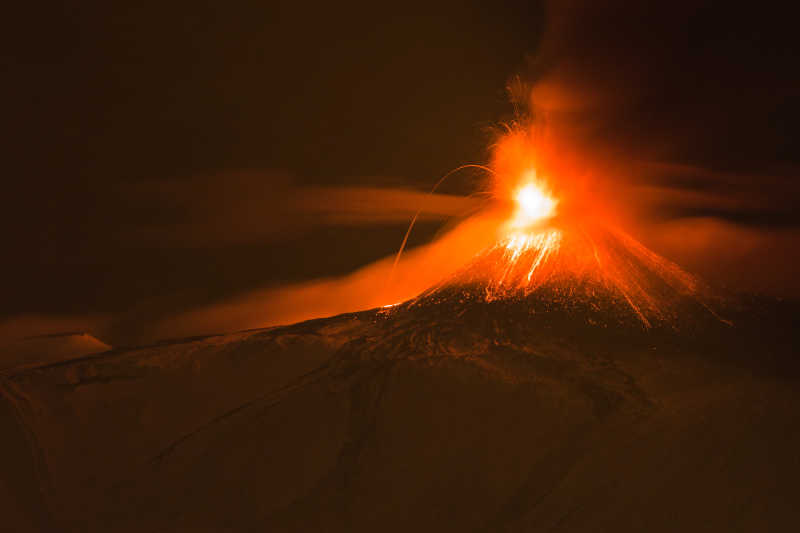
left=407, top=119, right=726, bottom=329
left=508, top=173, right=558, bottom=229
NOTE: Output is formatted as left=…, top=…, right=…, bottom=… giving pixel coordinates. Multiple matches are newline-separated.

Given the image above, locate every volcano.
left=2, top=217, right=799, bottom=531
left=1, top=163, right=797, bottom=532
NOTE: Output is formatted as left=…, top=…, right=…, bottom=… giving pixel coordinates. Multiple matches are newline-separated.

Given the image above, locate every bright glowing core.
left=509, top=172, right=557, bottom=229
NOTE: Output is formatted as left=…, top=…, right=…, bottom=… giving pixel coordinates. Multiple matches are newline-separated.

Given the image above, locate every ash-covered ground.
left=1, top=290, right=798, bottom=532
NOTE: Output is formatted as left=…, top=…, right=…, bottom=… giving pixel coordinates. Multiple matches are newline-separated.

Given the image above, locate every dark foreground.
left=1, top=299, right=799, bottom=532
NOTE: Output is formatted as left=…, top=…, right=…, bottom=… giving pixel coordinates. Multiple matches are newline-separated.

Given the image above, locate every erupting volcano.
left=390, top=129, right=728, bottom=337
left=1, top=118, right=796, bottom=533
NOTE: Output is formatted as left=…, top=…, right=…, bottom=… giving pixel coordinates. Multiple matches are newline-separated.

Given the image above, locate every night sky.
left=5, top=1, right=799, bottom=343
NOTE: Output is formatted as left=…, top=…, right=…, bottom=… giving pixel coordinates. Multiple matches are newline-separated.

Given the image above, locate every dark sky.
left=4, top=1, right=800, bottom=342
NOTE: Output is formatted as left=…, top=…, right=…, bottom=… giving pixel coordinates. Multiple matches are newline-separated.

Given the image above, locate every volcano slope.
left=2, top=231, right=799, bottom=532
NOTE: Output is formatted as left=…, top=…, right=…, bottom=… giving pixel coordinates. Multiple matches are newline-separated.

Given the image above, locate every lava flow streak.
left=498, top=229, right=562, bottom=287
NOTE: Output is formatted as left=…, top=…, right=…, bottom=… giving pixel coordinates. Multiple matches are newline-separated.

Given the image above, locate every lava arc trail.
left=388, top=124, right=729, bottom=332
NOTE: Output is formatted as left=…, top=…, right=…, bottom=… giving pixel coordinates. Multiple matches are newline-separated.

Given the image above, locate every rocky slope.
left=1, top=289, right=798, bottom=531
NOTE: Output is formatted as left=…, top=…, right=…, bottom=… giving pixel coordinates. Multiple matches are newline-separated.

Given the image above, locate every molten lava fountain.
left=403, top=165, right=728, bottom=334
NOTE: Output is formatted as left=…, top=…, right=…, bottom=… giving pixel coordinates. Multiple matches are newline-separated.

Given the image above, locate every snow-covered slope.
left=1, top=293, right=798, bottom=531
left=0, top=332, right=111, bottom=372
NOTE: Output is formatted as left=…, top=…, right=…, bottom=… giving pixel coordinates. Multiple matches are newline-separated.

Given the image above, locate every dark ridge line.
left=0, top=333, right=226, bottom=378
left=148, top=334, right=380, bottom=466
left=149, top=357, right=338, bottom=466
left=3, top=291, right=787, bottom=379
left=0, top=377, right=57, bottom=529
left=0, top=310, right=378, bottom=379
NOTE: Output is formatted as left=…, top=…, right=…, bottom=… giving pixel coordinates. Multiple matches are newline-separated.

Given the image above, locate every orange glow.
left=163, top=116, right=723, bottom=338
left=493, top=167, right=563, bottom=291
left=508, top=172, right=558, bottom=229
left=153, top=93, right=726, bottom=340
left=405, top=118, right=727, bottom=329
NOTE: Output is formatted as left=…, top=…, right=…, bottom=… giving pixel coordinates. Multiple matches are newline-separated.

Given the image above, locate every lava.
left=372, top=115, right=728, bottom=333
left=496, top=168, right=563, bottom=287
left=507, top=171, right=558, bottom=229
left=497, top=229, right=562, bottom=288
left=401, top=123, right=729, bottom=330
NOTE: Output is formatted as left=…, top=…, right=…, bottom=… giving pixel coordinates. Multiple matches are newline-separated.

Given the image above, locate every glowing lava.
left=394, top=124, right=727, bottom=331
left=411, top=153, right=725, bottom=330
left=508, top=172, right=558, bottom=230
left=493, top=169, right=563, bottom=288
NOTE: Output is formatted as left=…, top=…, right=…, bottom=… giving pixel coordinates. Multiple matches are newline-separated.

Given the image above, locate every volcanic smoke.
left=144, top=109, right=731, bottom=343
left=393, top=121, right=728, bottom=332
